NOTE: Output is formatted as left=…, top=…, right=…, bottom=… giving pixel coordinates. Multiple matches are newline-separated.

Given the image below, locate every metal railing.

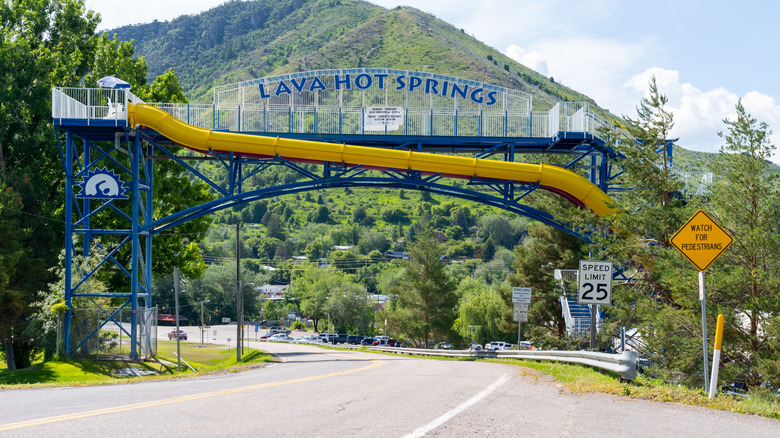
left=52, top=87, right=142, bottom=126
left=372, top=346, right=637, bottom=380
left=52, top=87, right=610, bottom=139
left=671, top=168, right=714, bottom=195
left=263, top=337, right=637, bottom=380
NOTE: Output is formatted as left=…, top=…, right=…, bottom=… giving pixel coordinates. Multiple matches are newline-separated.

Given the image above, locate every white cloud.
left=625, top=67, right=780, bottom=163
left=505, top=45, right=549, bottom=75
left=529, top=37, right=652, bottom=115
left=88, top=0, right=227, bottom=30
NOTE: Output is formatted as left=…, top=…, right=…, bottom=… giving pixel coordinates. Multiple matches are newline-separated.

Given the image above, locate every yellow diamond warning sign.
left=670, top=210, right=733, bottom=271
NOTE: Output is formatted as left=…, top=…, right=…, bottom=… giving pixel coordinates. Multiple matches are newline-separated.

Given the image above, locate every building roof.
left=384, top=250, right=409, bottom=259
left=158, top=314, right=189, bottom=322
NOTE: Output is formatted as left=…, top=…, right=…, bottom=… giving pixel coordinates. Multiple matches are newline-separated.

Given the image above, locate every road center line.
left=404, top=374, right=511, bottom=438
left=0, top=358, right=383, bottom=432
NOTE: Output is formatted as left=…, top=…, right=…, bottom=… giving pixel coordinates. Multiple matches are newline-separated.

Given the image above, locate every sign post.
left=671, top=210, right=733, bottom=392
left=709, top=314, right=725, bottom=399
left=512, top=287, right=531, bottom=345
left=577, top=260, right=613, bottom=351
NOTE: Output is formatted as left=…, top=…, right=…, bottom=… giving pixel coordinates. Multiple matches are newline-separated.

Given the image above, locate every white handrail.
left=52, top=87, right=610, bottom=138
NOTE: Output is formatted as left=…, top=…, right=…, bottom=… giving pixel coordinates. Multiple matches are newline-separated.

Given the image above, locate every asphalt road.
left=1, top=326, right=778, bottom=437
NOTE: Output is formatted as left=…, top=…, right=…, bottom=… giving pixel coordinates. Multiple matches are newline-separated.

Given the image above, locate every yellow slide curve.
left=128, top=104, right=615, bottom=217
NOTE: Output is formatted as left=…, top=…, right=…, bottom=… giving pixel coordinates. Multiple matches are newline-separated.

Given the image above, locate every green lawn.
left=0, top=342, right=273, bottom=388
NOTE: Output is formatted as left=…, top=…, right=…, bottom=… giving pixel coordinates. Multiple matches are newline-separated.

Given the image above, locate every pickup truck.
left=318, top=333, right=337, bottom=343
left=347, top=335, right=365, bottom=345
left=268, top=326, right=291, bottom=335
left=168, top=330, right=187, bottom=340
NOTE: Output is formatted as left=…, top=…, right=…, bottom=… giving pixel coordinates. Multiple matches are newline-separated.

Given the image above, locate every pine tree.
left=265, top=213, right=286, bottom=240
left=391, top=228, right=458, bottom=346
left=708, top=101, right=780, bottom=386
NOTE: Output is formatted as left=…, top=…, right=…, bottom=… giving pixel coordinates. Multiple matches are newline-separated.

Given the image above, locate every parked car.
left=268, top=326, right=291, bottom=335
left=334, top=333, right=350, bottom=344
left=373, top=338, right=402, bottom=347
left=485, top=341, right=513, bottom=350
left=168, top=329, right=187, bottom=340
left=360, top=337, right=376, bottom=346
left=468, top=342, right=482, bottom=351
left=318, top=333, right=337, bottom=343
left=268, top=333, right=292, bottom=341
left=435, top=342, right=453, bottom=349
left=347, top=335, right=365, bottom=345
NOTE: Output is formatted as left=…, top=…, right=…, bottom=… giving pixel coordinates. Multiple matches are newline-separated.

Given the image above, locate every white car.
left=268, top=333, right=292, bottom=341
left=485, top=341, right=513, bottom=350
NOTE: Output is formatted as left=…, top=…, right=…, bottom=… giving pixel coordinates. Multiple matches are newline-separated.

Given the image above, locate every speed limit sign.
left=577, top=260, right=613, bottom=305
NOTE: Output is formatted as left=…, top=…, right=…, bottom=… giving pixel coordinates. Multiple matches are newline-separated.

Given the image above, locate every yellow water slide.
left=128, top=104, right=616, bottom=216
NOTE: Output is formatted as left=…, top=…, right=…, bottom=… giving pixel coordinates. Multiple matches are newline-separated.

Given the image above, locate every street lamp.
left=235, top=221, right=254, bottom=361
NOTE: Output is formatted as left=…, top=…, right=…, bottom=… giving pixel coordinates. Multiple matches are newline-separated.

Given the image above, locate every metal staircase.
left=555, top=269, right=600, bottom=336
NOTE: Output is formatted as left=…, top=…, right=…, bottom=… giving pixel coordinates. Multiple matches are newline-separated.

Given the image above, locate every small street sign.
left=512, top=287, right=532, bottom=303
left=513, top=303, right=529, bottom=322
left=670, top=210, right=733, bottom=271
left=577, top=260, right=613, bottom=305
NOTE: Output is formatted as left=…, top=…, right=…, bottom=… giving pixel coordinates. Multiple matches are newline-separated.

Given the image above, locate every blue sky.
left=88, top=0, right=780, bottom=162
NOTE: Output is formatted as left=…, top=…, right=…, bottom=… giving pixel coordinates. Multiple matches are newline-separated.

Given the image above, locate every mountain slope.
left=109, top=0, right=595, bottom=109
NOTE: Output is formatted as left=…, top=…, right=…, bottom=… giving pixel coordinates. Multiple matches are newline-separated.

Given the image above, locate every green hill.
left=109, top=0, right=595, bottom=109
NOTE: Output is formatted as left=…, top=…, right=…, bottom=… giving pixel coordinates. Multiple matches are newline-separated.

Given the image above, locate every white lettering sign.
left=513, top=303, right=528, bottom=322
left=512, top=287, right=532, bottom=303
left=577, top=260, right=613, bottom=305
left=364, top=106, right=404, bottom=131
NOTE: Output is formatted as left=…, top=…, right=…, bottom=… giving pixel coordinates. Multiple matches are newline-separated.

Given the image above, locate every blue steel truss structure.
left=52, top=70, right=655, bottom=359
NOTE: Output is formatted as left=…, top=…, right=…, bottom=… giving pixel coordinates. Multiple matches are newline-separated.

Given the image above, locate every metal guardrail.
left=372, top=346, right=638, bottom=381
left=256, top=338, right=636, bottom=380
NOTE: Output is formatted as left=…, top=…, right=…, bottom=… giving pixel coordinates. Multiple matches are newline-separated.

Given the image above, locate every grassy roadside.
left=356, top=347, right=779, bottom=419
left=495, top=358, right=780, bottom=420
left=0, top=341, right=274, bottom=388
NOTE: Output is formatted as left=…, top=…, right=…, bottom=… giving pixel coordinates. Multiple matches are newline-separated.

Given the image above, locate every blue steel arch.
left=133, top=128, right=591, bottom=240
left=152, top=176, right=569, bottom=238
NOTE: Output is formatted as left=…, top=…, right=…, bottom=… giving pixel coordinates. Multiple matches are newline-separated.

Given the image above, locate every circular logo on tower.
left=76, top=167, right=128, bottom=200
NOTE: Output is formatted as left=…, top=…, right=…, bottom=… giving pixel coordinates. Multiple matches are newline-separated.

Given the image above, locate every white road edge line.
left=404, top=374, right=511, bottom=438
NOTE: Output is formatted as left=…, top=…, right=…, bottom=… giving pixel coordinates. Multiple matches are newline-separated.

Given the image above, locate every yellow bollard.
left=708, top=314, right=725, bottom=399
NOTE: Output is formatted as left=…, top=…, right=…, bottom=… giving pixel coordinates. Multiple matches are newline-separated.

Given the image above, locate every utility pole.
left=173, top=267, right=181, bottom=372
left=236, top=221, right=242, bottom=362
left=200, top=301, right=205, bottom=344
